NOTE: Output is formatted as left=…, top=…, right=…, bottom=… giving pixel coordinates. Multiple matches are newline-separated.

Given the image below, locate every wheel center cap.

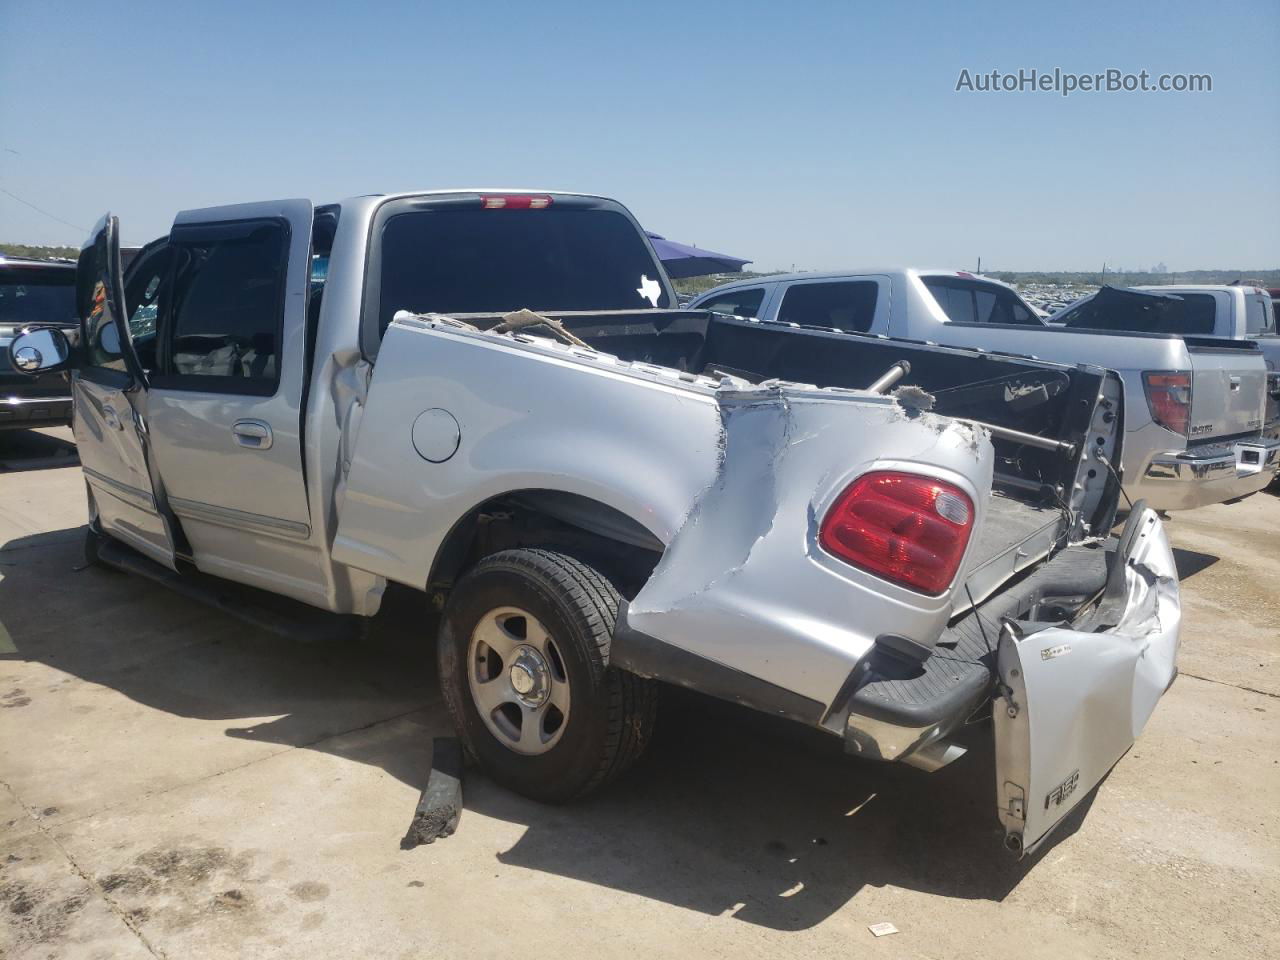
left=508, top=646, right=550, bottom=706
left=510, top=664, right=535, bottom=695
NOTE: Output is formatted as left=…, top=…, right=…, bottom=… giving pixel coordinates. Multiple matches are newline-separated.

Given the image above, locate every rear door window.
left=927, top=281, right=976, bottom=323
left=776, top=280, right=878, bottom=332
left=698, top=287, right=765, bottom=317
left=923, top=277, right=1041, bottom=326
left=157, top=219, right=288, bottom=394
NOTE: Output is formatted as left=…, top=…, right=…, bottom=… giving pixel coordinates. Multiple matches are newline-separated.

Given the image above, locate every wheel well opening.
left=427, top=490, right=665, bottom=604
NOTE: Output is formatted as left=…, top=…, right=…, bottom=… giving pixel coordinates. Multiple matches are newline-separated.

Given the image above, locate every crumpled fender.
left=621, top=381, right=994, bottom=711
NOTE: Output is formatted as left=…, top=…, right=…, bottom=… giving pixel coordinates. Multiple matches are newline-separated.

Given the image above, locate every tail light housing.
left=819, top=471, right=974, bottom=595
left=1143, top=371, right=1191, bottom=436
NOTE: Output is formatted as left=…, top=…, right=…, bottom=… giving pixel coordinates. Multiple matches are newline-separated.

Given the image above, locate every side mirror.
left=8, top=326, right=72, bottom=376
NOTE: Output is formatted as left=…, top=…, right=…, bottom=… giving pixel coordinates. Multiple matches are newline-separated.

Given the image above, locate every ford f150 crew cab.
left=690, top=270, right=1280, bottom=510
left=10, top=193, right=1181, bottom=856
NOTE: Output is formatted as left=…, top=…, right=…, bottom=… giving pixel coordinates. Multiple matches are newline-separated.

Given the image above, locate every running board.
left=96, top=536, right=366, bottom=644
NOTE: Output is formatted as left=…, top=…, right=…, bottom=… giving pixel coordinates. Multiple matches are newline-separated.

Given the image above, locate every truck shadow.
left=464, top=693, right=1094, bottom=930
left=0, top=526, right=1089, bottom=931
left=0, top=428, right=78, bottom=473
left=1172, top=548, right=1219, bottom=581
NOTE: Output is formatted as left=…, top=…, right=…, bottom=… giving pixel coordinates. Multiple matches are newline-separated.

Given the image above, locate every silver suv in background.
left=690, top=269, right=1280, bottom=510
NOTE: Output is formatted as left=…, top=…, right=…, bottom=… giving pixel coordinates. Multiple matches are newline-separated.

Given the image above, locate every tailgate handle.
left=232, top=419, right=273, bottom=450
left=1229, top=375, right=1241, bottom=391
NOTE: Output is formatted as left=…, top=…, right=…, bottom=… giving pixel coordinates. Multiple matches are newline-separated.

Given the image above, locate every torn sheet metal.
left=625, top=380, right=995, bottom=709
left=994, top=506, right=1181, bottom=856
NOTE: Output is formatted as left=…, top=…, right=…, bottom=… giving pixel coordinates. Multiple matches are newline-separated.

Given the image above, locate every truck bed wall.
left=553, top=311, right=1108, bottom=512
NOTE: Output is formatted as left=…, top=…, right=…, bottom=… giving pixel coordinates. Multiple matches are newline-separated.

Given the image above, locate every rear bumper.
left=845, top=508, right=1180, bottom=855
left=837, top=542, right=1111, bottom=766
left=0, top=394, right=73, bottom=430
left=1135, top=436, right=1280, bottom=510
left=621, top=508, right=1181, bottom=856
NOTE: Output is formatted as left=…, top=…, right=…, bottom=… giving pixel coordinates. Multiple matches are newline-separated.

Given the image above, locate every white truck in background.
left=690, top=270, right=1280, bottom=510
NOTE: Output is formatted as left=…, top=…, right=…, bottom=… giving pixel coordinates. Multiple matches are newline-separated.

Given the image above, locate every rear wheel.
left=437, top=548, right=656, bottom=802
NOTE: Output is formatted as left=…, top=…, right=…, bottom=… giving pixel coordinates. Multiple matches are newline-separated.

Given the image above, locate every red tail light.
left=479, top=194, right=553, bottom=210
left=1143, top=371, right=1191, bottom=436
left=819, top=471, right=974, bottom=595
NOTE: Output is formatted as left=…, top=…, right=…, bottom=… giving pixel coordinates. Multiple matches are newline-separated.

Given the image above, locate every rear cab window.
left=367, top=196, right=671, bottom=352
left=1059, top=290, right=1217, bottom=335
left=922, top=276, right=1042, bottom=326
left=697, top=287, right=765, bottom=318
left=776, top=280, right=878, bottom=332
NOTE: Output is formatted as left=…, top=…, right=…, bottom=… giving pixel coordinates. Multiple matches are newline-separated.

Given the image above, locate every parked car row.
left=690, top=270, right=1280, bottom=511
left=1, top=189, right=1223, bottom=859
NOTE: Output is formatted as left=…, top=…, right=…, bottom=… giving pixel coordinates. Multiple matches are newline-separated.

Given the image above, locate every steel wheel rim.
left=467, top=605, right=571, bottom=756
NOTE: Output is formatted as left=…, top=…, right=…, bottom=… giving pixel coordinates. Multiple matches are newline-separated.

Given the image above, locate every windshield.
left=377, top=205, right=669, bottom=334
left=1060, top=290, right=1217, bottom=334
left=0, top=269, right=77, bottom=327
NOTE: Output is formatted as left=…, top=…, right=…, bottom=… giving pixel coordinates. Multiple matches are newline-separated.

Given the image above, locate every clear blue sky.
left=2, top=0, right=1277, bottom=271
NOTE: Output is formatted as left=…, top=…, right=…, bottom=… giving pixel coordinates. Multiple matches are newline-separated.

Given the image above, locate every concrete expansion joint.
left=1180, top=670, right=1279, bottom=700
left=2, top=780, right=170, bottom=960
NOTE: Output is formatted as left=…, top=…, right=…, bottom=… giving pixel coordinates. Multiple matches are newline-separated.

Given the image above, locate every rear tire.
left=437, top=548, right=656, bottom=802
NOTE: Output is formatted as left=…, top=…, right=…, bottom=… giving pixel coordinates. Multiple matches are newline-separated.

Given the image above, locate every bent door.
left=72, top=215, right=177, bottom=567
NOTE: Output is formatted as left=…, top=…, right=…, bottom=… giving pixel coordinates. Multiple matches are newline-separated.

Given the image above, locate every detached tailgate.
left=1185, top=338, right=1267, bottom=440
left=995, top=505, right=1180, bottom=856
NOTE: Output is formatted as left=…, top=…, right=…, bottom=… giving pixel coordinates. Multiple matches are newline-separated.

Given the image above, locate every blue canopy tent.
left=645, top=232, right=751, bottom=279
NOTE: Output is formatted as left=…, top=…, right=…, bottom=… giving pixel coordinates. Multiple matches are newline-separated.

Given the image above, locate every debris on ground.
left=868, top=922, right=899, bottom=938
left=401, top=737, right=463, bottom=849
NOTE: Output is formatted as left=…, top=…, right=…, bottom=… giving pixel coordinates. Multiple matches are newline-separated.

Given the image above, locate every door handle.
left=103, top=405, right=122, bottom=431
left=1229, top=376, right=1241, bottom=391
left=232, top=419, right=273, bottom=450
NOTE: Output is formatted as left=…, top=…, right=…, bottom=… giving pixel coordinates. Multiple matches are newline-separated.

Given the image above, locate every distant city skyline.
left=2, top=0, right=1277, bottom=272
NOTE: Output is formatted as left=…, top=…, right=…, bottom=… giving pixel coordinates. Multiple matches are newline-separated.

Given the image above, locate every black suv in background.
left=0, top=255, right=77, bottom=430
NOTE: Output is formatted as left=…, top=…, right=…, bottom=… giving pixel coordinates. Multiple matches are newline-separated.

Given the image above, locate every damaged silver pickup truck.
left=8, top=191, right=1180, bottom=856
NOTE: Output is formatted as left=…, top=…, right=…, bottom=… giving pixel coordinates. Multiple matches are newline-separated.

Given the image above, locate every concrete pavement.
left=1, top=427, right=1277, bottom=959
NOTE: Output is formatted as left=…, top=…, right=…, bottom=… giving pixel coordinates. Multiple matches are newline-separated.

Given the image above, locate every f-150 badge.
left=1045, top=769, right=1080, bottom=809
